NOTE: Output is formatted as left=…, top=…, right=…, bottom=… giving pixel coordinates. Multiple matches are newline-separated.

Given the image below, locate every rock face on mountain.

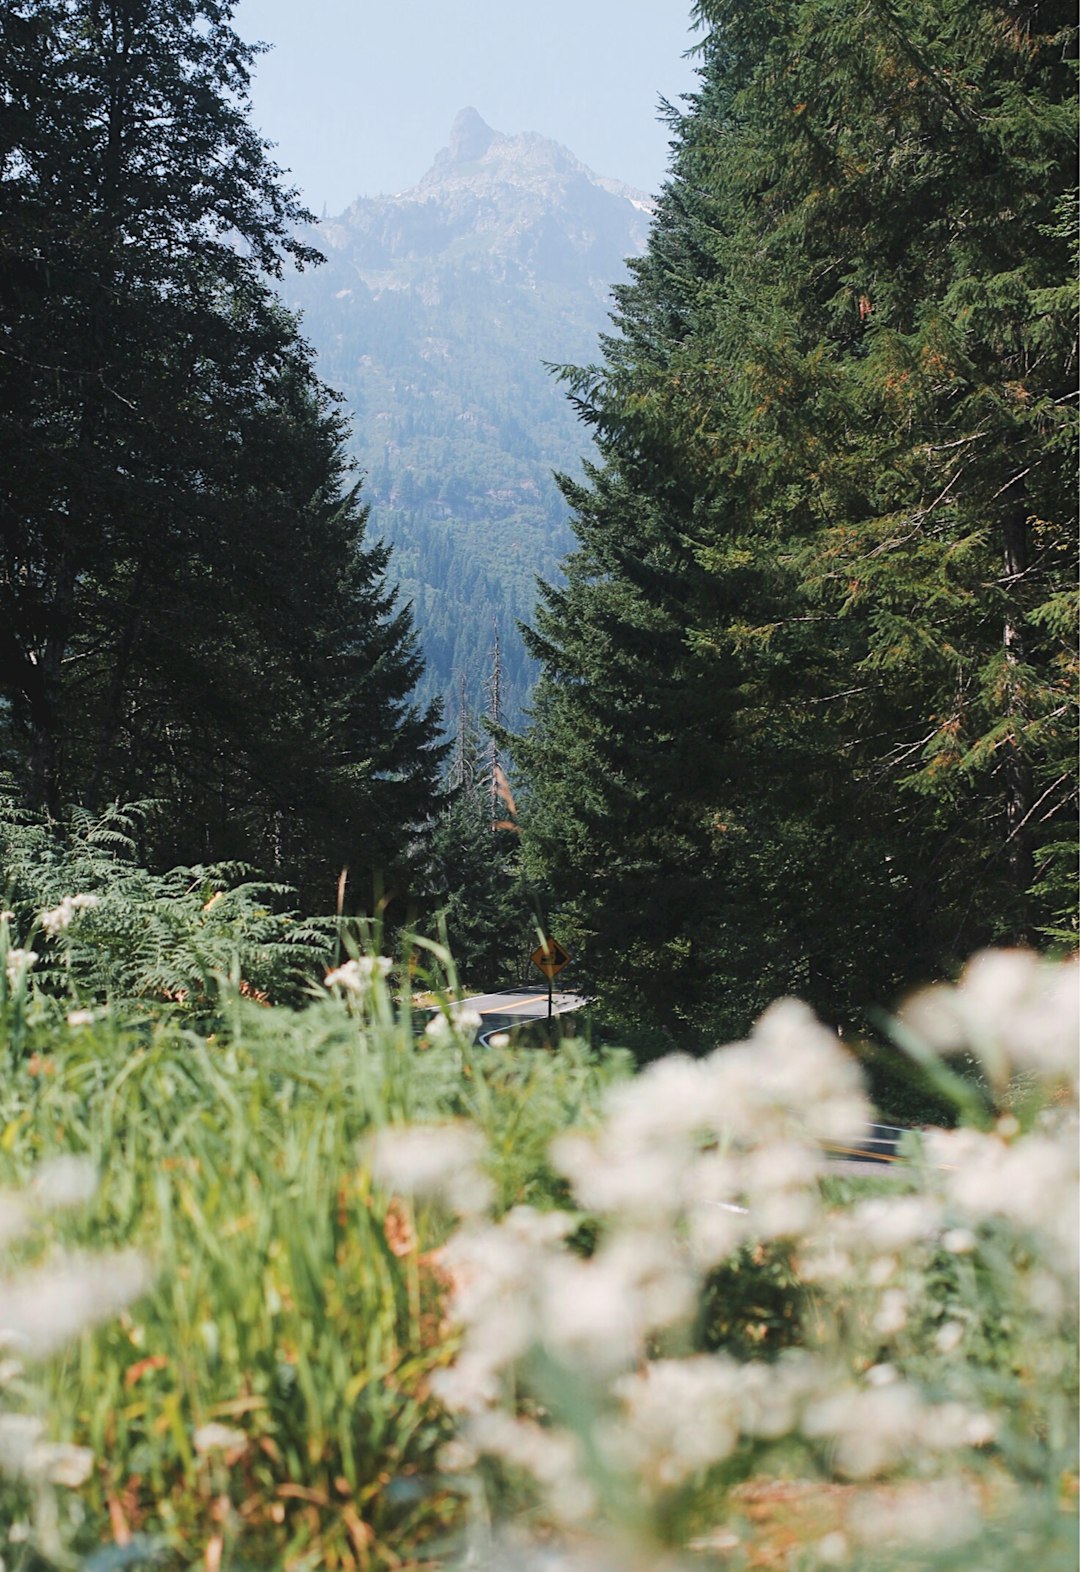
left=281, top=110, right=654, bottom=726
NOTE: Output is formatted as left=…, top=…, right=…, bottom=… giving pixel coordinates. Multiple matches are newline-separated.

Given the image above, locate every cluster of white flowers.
left=418, top=952, right=1078, bottom=1562
left=0, top=1414, right=93, bottom=1489
left=366, top=1122, right=494, bottom=1217
left=0, top=1154, right=150, bottom=1362
left=551, top=999, right=869, bottom=1280
left=427, top=1004, right=483, bottom=1042
left=324, top=954, right=393, bottom=993
left=4, top=948, right=37, bottom=988
left=902, top=948, right=1079, bottom=1091
left=37, top=893, right=99, bottom=938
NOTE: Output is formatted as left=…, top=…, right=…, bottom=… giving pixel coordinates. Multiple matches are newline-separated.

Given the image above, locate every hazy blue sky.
left=234, top=0, right=703, bottom=214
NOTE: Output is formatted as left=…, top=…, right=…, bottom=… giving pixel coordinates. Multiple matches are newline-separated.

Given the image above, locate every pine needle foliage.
left=512, top=0, right=1078, bottom=1040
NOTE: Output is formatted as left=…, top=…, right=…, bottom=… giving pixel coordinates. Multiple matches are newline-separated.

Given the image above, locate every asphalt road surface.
left=466, top=986, right=589, bottom=1020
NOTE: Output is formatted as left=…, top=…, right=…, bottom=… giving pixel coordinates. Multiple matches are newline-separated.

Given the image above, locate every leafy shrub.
left=1, top=798, right=332, bottom=1023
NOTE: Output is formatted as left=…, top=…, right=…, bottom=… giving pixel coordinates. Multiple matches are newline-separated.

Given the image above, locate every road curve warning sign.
left=531, top=937, right=571, bottom=979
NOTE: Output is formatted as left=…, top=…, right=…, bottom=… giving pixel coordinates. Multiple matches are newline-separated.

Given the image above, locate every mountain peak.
left=444, top=107, right=501, bottom=165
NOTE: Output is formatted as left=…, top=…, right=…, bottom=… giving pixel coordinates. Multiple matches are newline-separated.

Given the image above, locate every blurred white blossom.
left=29, top=1156, right=98, bottom=1212
left=38, top=894, right=98, bottom=938
left=0, top=1415, right=93, bottom=1488
left=408, top=951, right=1075, bottom=1559
left=0, top=1250, right=151, bottom=1360
left=193, top=1421, right=247, bottom=1456
left=367, top=1123, right=493, bottom=1215
left=324, top=955, right=392, bottom=993
left=4, top=949, right=37, bottom=987
left=902, top=949, right=1079, bottom=1088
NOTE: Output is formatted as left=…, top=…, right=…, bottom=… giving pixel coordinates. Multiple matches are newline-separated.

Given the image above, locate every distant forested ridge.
left=0, top=0, right=444, bottom=907
left=280, top=108, right=653, bottom=726
left=512, top=0, right=1078, bottom=1038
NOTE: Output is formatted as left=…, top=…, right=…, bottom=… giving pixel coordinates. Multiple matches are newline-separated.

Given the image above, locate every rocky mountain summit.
left=323, top=107, right=652, bottom=288
left=281, top=111, right=656, bottom=725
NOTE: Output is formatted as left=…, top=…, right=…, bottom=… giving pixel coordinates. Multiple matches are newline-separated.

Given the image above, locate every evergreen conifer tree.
left=0, top=0, right=444, bottom=907
left=512, top=0, right=1077, bottom=1039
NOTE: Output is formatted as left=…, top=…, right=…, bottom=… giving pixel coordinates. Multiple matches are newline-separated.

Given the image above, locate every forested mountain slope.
left=280, top=108, right=653, bottom=723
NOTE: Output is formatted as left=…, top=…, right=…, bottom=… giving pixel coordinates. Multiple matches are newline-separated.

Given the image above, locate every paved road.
left=465, top=985, right=589, bottom=1020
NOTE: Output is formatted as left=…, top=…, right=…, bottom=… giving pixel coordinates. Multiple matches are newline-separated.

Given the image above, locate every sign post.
left=531, top=936, right=571, bottom=1021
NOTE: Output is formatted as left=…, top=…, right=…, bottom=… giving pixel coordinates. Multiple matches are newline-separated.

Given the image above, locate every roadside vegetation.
left=0, top=807, right=1075, bottom=1569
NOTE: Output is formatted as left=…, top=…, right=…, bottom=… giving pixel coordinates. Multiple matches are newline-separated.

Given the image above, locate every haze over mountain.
left=281, top=108, right=653, bottom=728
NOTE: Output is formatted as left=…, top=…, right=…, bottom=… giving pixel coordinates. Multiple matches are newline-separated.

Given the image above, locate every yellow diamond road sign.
left=531, top=937, right=570, bottom=979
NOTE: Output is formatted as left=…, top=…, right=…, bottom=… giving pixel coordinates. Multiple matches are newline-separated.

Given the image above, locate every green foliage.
left=425, top=777, right=535, bottom=991
left=512, top=0, right=1078, bottom=1039
left=0, top=0, right=444, bottom=910
left=0, top=964, right=625, bottom=1566
left=1, top=798, right=331, bottom=1024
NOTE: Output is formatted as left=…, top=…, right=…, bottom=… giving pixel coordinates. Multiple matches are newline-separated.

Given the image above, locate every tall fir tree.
left=0, top=0, right=444, bottom=906
left=512, top=0, right=1077, bottom=1041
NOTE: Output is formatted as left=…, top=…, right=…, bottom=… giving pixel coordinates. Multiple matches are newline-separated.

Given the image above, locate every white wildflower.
left=0, top=1413, right=43, bottom=1474
left=366, top=1123, right=493, bottom=1215
left=38, top=894, right=98, bottom=937
left=902, top=949, right=1079, bottom=1085
left=928, top=1125, right=1079, bottom=1268
left=607, top=1053, right=713, bottom=1143
left=424, top=1003, right=482, bottom=1040
left=734, top=1351, right=822, bottom=1439
left=942, top=1227, right=977, bottom=1255
left=803, top=1381, right=925, bottom=1477
left=613, top=1357, right=742, bottom=1488
left=538, top=1230, right=695, bottom=1370
left=740, top=1139, right=823, bottom=1238
left=817, top=1531, right=851, bottom=1565
left=873, top=1289, right=908, bottom=1336
left=805, top=1381, right=995, bottom=1478
left=450, top=1005, right=482, bottom=1032
left=430, top=1347, right=505, bottom=1414
left=435, top=1437, right=478, bottom=1473
left=850, top=1479, right=981, bottom=1549
left=487, top=1031, right=511, bottom=1048
left=193, top=1421, right=246, bottom=1456
left=0, top=1195, right=29, bottom=1249
left=65, top=1009, right=95, bottom=1028
left=35, top=1441, right=94, bottom=1488
left=0, top=1249, right=151, bottom=1359
left=4, top=949, right=37, bottom=986
left=469, top=1411, right=596, bottom=1522
left=433, top=1210, right=575, bottom=1411
left=324, top=954, right=391, bottom=993
left=851, top=1196, right=942, bottom=1252
left=551, top=1126, right=686, bottom=1221
left=0, top=1415, right=93, bottom=1488
left=1025, top=1269, right=1066, bottom=1319
left=934, top=1321, right=965, bottom=1353
left=686, top=1196, right=748, bottom=1269
left=29, top=1156, right=98, bottom=1211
